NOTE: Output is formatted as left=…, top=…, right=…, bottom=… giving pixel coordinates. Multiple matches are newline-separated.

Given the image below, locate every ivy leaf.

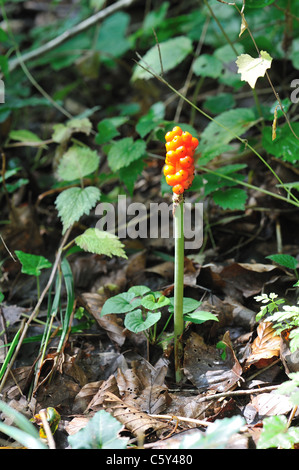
left=57, top=146, right=100, bottom=181
left=236, top=50, right=272, bottom=89
left=75, top=228, right=127, bottom=259
left=107, top=137, right=146, bottom=172
left=55, top=186, right=101, bottom=233
left=124, top=309, right=161, bottom=333
left=15, top=251, right=52, bottom=277
left=212, top=188, right=247, bottom=210
left=132, top=36, right=192, bottom=81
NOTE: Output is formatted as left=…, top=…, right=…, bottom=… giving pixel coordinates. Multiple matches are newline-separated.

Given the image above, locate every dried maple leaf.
left=245, top=322, right=280, bottom=369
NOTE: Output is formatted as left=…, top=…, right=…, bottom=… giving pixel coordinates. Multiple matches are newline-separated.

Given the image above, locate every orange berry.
left=165, top=174, right=177, bottom=186
left=175, top=146, right=186, bottom=158
left=173, top=184, right=184, bottom=195
left=165, top=141, right=177, bottom=152
left=191, top=137, right=199, bottom=149
left=172, top=126, right=182, bottom=136
left=182, top=131, right=192, bottom=145
left=163, top=164, right=175, bottom=176
left=165, top=130, right=176, bottom=142
left=175, top=169, right=188, bottom=183
left=166, top=150, right=179, bottom=164
left=179, top=156, right=193, bottom=168
left=171, top=135, right=183, bottom=149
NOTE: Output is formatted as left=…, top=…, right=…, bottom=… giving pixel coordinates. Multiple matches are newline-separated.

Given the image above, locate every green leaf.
left=75, top=228, right=127, bottom=259
left=136, top=102, right=165, bottom=138
left=15, top=251, right=52, bottom=277
left=107, top=137, right=146, bottom=172
left=55, top=186, right=101, bottom=234
left=124, top=309, right=161, bottom=333
left=9, top=129, right=42, bottom=143
left=57, top=146, right=100, bottom=181
left=212, top=188, right=247, bottom=210
left=52, top=118, right=92, bottom=144
left=193, top=54, right=223, bottom=78
left=236, top=50, right=272, bottom=89
left=132, top=36, right=192, bottom=81
left=128, top=285, right=151, bottom=297
left=141, top=294, right=170, bottom=310
left=262, top=124, right=299, bottom=163
left=95, top=12, right=131, bottom=59
left=203, top=93, right=235, bottom=114
left=266, top=254, right=298, bottom=270
left=0, top=292, right=4, bottom=303
left=180, top=416, right=245, bottom=449
left=197, top=108, right=258, bottom=159
left=68, top=409, right=129, bottom=449
left=169, top=297, right=202, bottom=314
left=119, top=158, right=145, bottom=196
left=184, top=310, right=219, bottom=324
left=257, top=415, right=299, bottom=449
left=245, top=0, right=275, bottom=7
left=95, top=119, right=120, bottom=145
left=101, top=292, right=139, bottom=316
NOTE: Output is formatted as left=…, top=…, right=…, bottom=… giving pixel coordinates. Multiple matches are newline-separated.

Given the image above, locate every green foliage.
left=266, top=254, right=298, bottom=271
left=262, top=123, right=299, bottom=163
left=55, top=186, right=101, bottom=234
left=101, top=286, right=217, bottom=343
left=257, top=415, right=299, bottom=449
left=68, top=409, right=129, bottom=449
left=57, top=146, right=100, bottom=181
left=14, top=251, right=52, bottom=277
left=75, top=228, right=127, bottom=259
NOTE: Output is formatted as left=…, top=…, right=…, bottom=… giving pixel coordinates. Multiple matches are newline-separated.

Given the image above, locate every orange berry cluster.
left=164, top=126, right=199, bottom=195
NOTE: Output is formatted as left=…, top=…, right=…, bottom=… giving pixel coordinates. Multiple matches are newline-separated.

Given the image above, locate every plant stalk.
left=173, top=195, right=185, bottom=383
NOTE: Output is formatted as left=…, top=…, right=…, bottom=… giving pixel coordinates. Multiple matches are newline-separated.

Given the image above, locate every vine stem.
left=173, top=195, right=185, bottom=383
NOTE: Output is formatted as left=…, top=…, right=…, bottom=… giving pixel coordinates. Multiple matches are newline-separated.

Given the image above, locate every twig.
left=39, top=409, right=56, bottom=449
left=7, top=0, right=137, bottom=73
left=195, top=384, right=280, bottom=404
left=149, top=413, right=211, bottom=427
left=0, top=226, right=73, bottom=393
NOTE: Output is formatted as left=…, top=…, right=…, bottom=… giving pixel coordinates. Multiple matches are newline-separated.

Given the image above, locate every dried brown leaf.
left=245, top=322, right=280, bottom=369
left=183, top=331, right=243, bottom=392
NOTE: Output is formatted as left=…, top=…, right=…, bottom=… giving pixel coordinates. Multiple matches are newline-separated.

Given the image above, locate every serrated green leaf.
left=236, top=50, right=272, bottom=89
left=266, top=254, right=298, bottom=270
left=262, top=124, right=299, bottom=163
left=124, top=309, right=161, bottom=333
left=75, top=228, right=127, bottom=259
left=101, top=292, right=138, bottom=316
left=107, top=137, right=146, bottom=172
left=68, top=409, right=129, bottom=449
left=57, top=146, right=100, bottom=181
left=132, top=36, right=192, bottom=81
left=95, top=118, right=122, bottom=145
left=212, top=188, right=247, bottom=210
left=197, top=108, right=258, bottom=159
left=119, top=158, right=145, bottom=196
left=193, top=54, right=223, bottom=78
left=15, top=250, right=52, bottom=277
left=55, top=186, right=101, bottom=233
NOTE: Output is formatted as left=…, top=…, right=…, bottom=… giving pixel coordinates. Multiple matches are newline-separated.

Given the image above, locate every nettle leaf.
left=124, top=309, right=161, bottom=333
left=101, top=292, right=140, bottom=316
left=95, top=117, right=128, bottom=145
left=75, top=228, right=127, bottom=259
left=119, top=158, right=145, bottom=196
left=107, top=137, right=146, bottom=172
left=15, top=251, right=52, bottom=277
left=52, top=118, right=92, bottom=144
left=55, top=186, right=101, bottom=233
left=193, top=54, right=223, bottom=79
left=236, top=50, right=272, bottom=89
left=68, top=409, right=129, bottom=449
left=212, top=188, right=247, bottom=210
left=198, top=108, right=258, bottom=159
left=57, top=145, right=100, bottom=181
left=136, top=102, right=165, bottom=138
left=262, top=123, right=299, bottom=163
left=132, top=36, right=192, bottom=81
left=266, top=254, right=298, bottom=270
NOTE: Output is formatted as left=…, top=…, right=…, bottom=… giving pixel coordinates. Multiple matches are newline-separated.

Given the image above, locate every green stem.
left=173, top=195, right=185, bottom=383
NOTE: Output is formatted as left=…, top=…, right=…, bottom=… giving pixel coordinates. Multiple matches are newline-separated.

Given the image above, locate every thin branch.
left=7, top=0, right=137, bottom=73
